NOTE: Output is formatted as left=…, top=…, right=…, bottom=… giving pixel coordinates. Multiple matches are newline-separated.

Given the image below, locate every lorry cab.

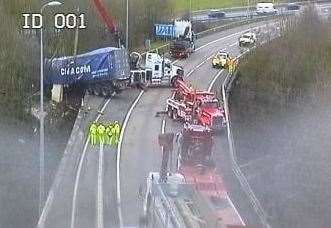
left=197, top=97, right=226, bottom=131
left=145, top=52, right=183, bottom=86
left=256, top=2, right=278, bottom=15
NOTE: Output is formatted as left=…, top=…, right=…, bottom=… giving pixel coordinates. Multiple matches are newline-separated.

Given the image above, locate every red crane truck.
left=166, top=80, right=226, bottom=132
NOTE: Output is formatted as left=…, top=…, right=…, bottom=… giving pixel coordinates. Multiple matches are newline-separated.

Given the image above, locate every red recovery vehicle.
left=142, top=124, right=246, bottom=228
left=166, top=80, right=226, bottom=131
left=178, top=124, right=246, bottom=227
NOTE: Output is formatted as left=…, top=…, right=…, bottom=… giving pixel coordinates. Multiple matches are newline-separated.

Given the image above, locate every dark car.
left=208, top=10, right=226, bottom=18
left=287, top=3, right=300, bottom=11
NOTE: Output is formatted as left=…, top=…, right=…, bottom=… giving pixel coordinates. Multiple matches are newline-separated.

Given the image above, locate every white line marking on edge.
left=161, top=119, right=166, bottom=134
left=70, top=137, right=90, bottom=228
left=116, top=90, right=145, bottom=228
left=70, top=98, right=111, bottom=228
left=37, top=190, right=54, bottom=227
left=97, top=143, right=104, bottom=228
left=226, top=193, right=246, bottom=226
left=208, top=70, right=224, bottom=92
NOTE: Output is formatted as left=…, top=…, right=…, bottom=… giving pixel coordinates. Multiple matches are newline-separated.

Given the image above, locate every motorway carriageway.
left=37, top=20, right=278, bottom=228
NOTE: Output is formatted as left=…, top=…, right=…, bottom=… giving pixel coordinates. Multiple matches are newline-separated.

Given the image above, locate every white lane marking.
left=37, top=190, right=54, bottom=227
left=116, top=90, right=145, bottom=228
left=186, top=69, right=195, bottom=78
left=208, top=70, right=224, bottom=92
left=195, top=30, right=248, bottom=51
left=70, top=137, right=90, bottom=228
left=229, top=42, right=237, bottom=47
left=161, top=119, right=166, bottom=134
left=70, top=98, right=111, bottom=228
left=226, top=194, right=246, bottom=226
left=97, top=143, right=104, bottom=228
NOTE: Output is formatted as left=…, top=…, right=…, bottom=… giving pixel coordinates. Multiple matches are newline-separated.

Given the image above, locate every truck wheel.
left=167, top=107, right=173, bottom=118
left=170, top=76, right=179, bottom=87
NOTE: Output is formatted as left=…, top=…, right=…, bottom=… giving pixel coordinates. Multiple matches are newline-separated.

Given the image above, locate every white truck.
left=256, top=2, right=278, bottom=15
left=169, top=20, right=196, bottom=59
left=130, top=52, right=184, bottom=87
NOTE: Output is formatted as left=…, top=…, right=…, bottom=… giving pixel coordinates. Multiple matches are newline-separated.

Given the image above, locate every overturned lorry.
left=46, top=47, right=184, bottom=99
left=46, top=47, right=130, bottom=97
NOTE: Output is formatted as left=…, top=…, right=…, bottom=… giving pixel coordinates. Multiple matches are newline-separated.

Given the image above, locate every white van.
left=256, top=3, right=278, bottom=15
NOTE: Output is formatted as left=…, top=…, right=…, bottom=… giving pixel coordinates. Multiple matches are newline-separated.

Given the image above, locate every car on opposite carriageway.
left=208, top=9, right=226, bottom=18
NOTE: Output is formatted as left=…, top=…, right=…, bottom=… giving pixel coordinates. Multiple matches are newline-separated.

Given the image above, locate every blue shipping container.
left=45, top=47, right=130, bottom=85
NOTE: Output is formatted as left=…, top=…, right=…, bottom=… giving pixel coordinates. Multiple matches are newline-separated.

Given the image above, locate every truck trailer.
left=46, top=47, right=130, bottom=97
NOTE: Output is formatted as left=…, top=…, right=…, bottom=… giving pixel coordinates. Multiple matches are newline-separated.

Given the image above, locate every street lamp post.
left=39, top=0, right=62, bottom=218
left=125, top=0, right=129, bottom=49
left=189, top=0, right=192, bottom=21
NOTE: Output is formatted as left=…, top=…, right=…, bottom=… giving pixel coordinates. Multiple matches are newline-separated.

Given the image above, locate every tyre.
left=170, top=76, right=179, bottom=87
